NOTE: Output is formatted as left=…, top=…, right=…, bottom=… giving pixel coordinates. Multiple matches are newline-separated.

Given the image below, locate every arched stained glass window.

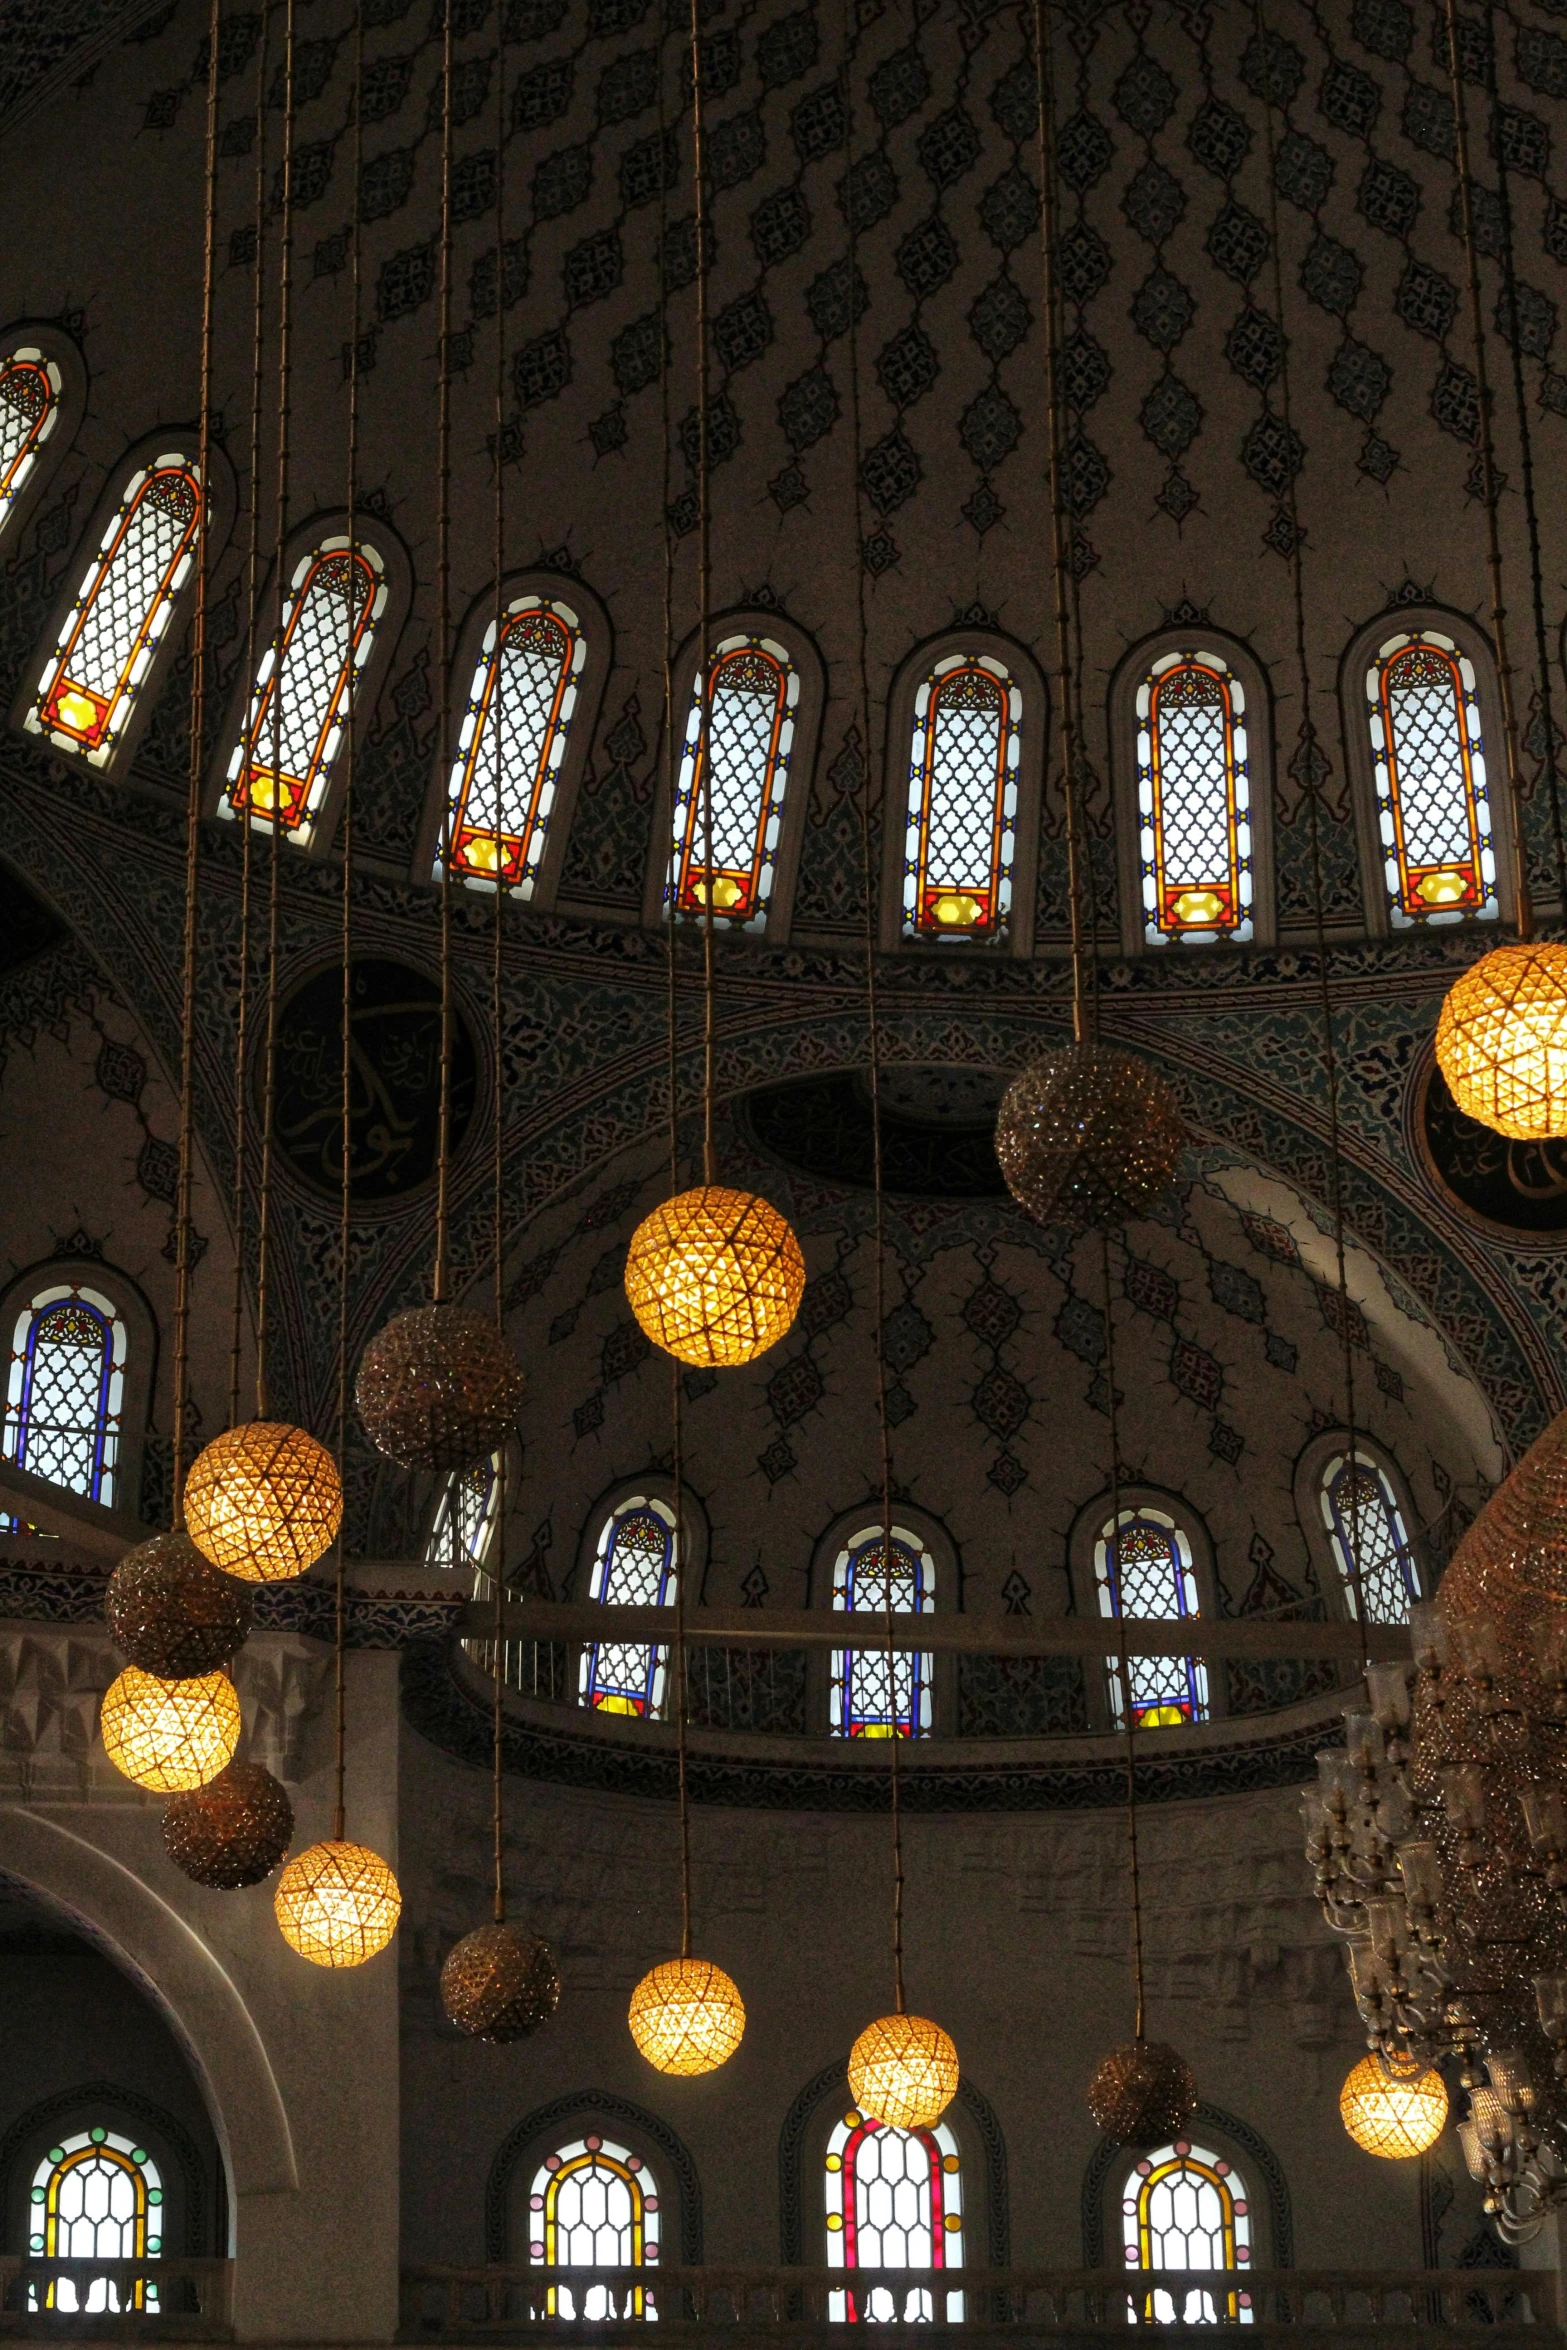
left=579, top=1495, right=677, bottom=1718
left=2, top=1284, right=126, bottom=1508
left=902, top=653, right=1019, bottom=941
left=428, top=1450, right=500, bottom=1572
left=668, top=634, right=798, bottom=931
left=529, top=2134, right=659, bottom=2320
left=27, top=454, right=201, bottom=766
left=1366, top=630, right=1498, bottom=927
left=830, top=1525, right=933, bottom=1739
left=1137, top=649, right=1253, bottom=946
left=1094, top=1507, right=1208, bottom=1729
left=223, top=539, right=386, bottom=846
left=1122, top=2138, right=1252, bottom=2326
left=28, top=2129, right=163, bottom=2313
left=1321, top=1450, right=1420, bottom=1624
left=0, top=346, right=63, bottom=542
left=826, top=2109, right=963, bottom=2324
left=440, top=595, right=585, bottom=894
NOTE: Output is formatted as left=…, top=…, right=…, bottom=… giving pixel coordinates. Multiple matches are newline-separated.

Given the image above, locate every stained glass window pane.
left=0, top=347, right=62, bottom=542
left=830, top=1527, right=933, bottom=1739
left=223, top=540, right=385, bottom=846
left=30, top=2130, right=161, bottom=2314
left=902, top=656, right=1018, bottom=941
left=1094, top=1510, right=1208, bottom=1728
left=1137, top=650, right=1253, bottom=946
left=529, top=2135, right=658, bottom=2320
left=1366, top=631, right=1498, bottom=927
left=1321, top=1452, right=1420, bottom=1624
left=441, top=597, right=585, bottom=895
left=579, top=1497, right=677, bottom=1718
left=428, top=1451, right=500, bottom=1572
left=3, top=1286, right=126, bottom=1508
left=28, top=456, right=201, bottom=766
left=826, top=2114, right=962, bottom=2324
left=1124, top=2140, right=1251, bottom=2326
left=668, top=635, right=798, bottom=930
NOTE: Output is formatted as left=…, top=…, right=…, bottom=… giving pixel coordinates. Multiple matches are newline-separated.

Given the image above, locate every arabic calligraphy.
left=1421, top=1062, right=1567, bottom=1236
left=272, top=957, right=477, bottom=1203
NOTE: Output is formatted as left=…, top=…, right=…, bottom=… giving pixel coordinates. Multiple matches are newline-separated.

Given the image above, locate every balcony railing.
left=0, top=2257, right=232, bottom=2339
left=400, top=2264, right=1559, bottom=2341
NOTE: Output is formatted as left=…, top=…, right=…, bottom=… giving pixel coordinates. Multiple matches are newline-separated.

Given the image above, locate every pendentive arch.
left=778, top=2056, right=1009, bottom=2269
left=1080, top=2098, right=1293, bottom=2268
left=484, top=2090, right=702, bottom=2264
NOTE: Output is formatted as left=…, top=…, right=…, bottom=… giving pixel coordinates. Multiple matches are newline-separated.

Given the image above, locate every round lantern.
left=162, top=1760, right=293, bottom=1889
left=628, top=1955, right=746, bottom=2075
left=356, top=1304, right=524, bottom=1472
left=184, top=1421, right=343, bottom=1583
left=1087, top=2037, right=1199, bottom=2147
left=1436, top=941, right=1567, bottom=1141
left=995, top=1044, right=1185, bottom=1232
left=623, top=1186, right=805, bottom=1367
left=274, top=1839, right=401, bottom=1968
left=106, top=1531, right=252, bottom=1678
left=1339, top=2052, right=1448, bottom=2158
left=441, top=1921, right=560, bottom=2042
left=848, top=2011, right=960, bottom=2131
left=99, top=1666, right=241, bottom=1794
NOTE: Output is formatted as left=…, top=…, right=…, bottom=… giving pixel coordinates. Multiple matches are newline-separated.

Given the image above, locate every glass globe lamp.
left=441, top=1921, right=560, bottom=2042
left=184, top=1421, right=343, bottom=1583
left=1339, top=2052, right=1448, bottom=2157
left=1087, top=2036, right=1199, bottom=2146
left=163, top=1761, right=294, bottom=1889
left=356, top=1304, right=524, bottom=1472
left=274, top=1839, right=401, bottom=1967
left=995, top=1044, right=1184, bottom=1232
left=99, top=1666, right=241, bottom=1793
left=628, top=1956, right=746, bottom=2074
left=1435, top=941, right=1567, bottom=1141
left=624, top=1186, right=805, bottom=1367
left=848, top=2012, right=959, bottom=2130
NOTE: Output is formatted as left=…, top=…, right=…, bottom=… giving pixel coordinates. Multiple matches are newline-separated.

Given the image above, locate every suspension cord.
left=1099, top=1234, right=1147, bottom=2040
left=687, top=0, right=719, bottom=1188
left=433, top=0, right=456, bottom=1297
left=488, top=0, right=510, bottom=1926
left=660, top=0, right=680, bottom=1201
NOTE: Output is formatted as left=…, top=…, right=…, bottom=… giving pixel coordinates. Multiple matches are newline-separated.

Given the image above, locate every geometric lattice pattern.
left=183, top=1420, right=343, bottom=1584
left=443, top=596, right=585, bottom=894
left=1339, top=2055, right=1447, bottom=2159
left=830, top=1526, right=934, bottom=1738
left=1124, top=2139, right=1250, bottom=2324
left=628, top=1956, right=746, bottom=2076
left=668, top=634, right=799, bottom=930
left=847, top=2013, right=961, bottom=2132
left=4, top=1285, right=124, bottom=1505
left=1137, top=650, right=1253, bottom=944
left=29, top=457, right=201, bottom=766
left=99, top=1665, right=242, bottom=1793
left=624, top=1185, right=806, bottom=1366
left=225, top=541, right=384, bottom=845
left=1366, top=631, right=1497, bottom=927
left=529, top=2135, right=660, bottom=2319
left=1436, top=940, right=1567, bottom=1141
left=427, top=1451, right=500, bottom=1572
left=902, top=654, right=1018, bottom=939
left=1094, top=1509, right=1209, bottom=1727
left=825, top=2109, right=963, bottom=2325
left=273, top=1837, right=402, bottom=1969
left=0, top=346, right=61, bottom=542
left=1320, top=1451, right=1420, bottom=1624
left=29, top=2130, right=162, bottom=2314
left=579, top=1494, right=677, bottom=1718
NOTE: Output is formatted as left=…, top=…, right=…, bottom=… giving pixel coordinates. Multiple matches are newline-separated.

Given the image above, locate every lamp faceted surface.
left=995, top=1044, right=1185, bottom=1232
left=1435, top=941, right=1567, bottom=1141
left=628, top=1955, right=746, bottom=2074
left=100, top=1666, right=242, bottom=1793
left=1087, top=2037, right=1199, bottom=2147
left=274, top=1838, right=402, bottom=1967
left=1340, top=2053, right=1448, bottom=2158
left=624, top=1185, right=805, bottom=1367
left=184, top=1421, right=343, bottom=1583
left=162, top=1760, right=294, bottom=1888
left=356, top=1304, right=524, bottom=1472
left=848, top=2012, right=960, bottom=2130
left=441, top=1921, right=560, bottom=2042
left=106, top=1531, right=252, bottom=1678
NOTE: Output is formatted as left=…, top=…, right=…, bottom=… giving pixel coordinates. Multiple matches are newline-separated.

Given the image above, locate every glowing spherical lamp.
left=99, top=1666, right=241, bottom=1793
left=1340, top=2052, right=1448, bottom=2158
left=274, top=1839, right=401, bottom=1968
left=995, top=1044, right=1185, bottom=1233
left=628, top=1956, right=746, bottom=2074
left=184, top=1421, right=343, bottom=1583
left=441, top=1921, right=560, bottom=2042
left=1435, top=942, right=1567, bottom=1141
left=848, top=2012, right=959, bottom=2131
left=624, top=1186, right=805, bottom=1367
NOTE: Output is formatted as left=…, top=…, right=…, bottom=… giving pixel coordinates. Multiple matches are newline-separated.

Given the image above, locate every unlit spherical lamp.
left=1340, top=2053, right=1448, bottom=2158
left=106, top=1531, right=252, bottom=1678
left=848, top=2012, right=960, bottom=2131
left=163, top=1761, right=294, bottom=1889
left=356, top=1305, right=524, bottom=1472
left=996, top=1044, right=1185, bottom=1232
left=100, top=1666, right=241, bottom=1793
left=441, top=1921, right=560, bottom=2042
left=274, top=1839, right=401, bottom=1967
left=628, top=1956, right=746, bottom=2075
left=1087, top=2038, right=1199, bottom=2147
left=185, top=1421, right=343, bottom=1583
left=624, top=1187, right=805, bottom=1367
left=1435, top=941, right=1567, bottom=1141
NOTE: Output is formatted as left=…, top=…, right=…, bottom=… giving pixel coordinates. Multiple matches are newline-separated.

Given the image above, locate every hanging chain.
left=432, top=0, right=457, bottom=1298
left=488, top=0, right=511, bottom=1927
left=1098, top=1234, right=1148, bottom=2041
left=690, top=0, right=717, bottom=1188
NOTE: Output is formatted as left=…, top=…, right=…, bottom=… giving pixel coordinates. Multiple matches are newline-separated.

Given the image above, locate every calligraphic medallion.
left=271, top=958, right=477, bottom=1205
left=1416, top=1053, right=1567, bottom=1243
